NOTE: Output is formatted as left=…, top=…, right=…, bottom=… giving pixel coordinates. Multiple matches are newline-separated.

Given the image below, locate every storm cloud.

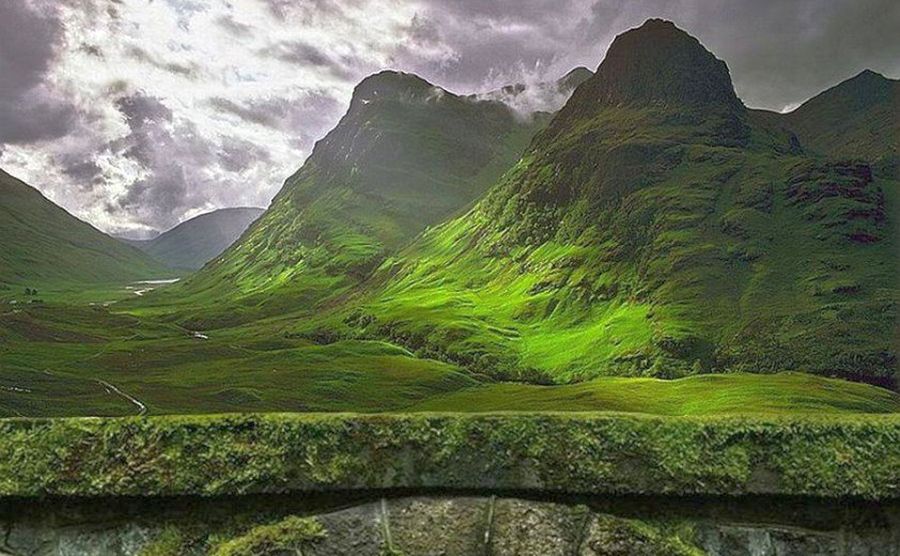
left=0, top=1, right=77, bottom=144
left=0, top=0, right=897, bottom=237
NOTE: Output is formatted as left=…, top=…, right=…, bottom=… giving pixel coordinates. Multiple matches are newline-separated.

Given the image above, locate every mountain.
left=783, top=69, right=899, bottom=173
left=124, top=207, right=264, bottom=270
left=164, top=70, right=576, bottom=324
left=322, top=19, right=897, bottom=387
left=0, top=169, right=170, bottom=285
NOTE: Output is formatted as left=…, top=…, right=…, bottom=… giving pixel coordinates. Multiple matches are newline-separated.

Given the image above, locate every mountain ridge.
left=783, top=69, right=899, bottom=171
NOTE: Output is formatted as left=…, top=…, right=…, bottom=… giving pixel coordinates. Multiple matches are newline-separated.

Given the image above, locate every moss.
left=138, top=527, right=188, bottom=556
left=0, top=413, right=897, bottom=500
left=209, top=516, right=325, bottom=556
left=583, top=515, right=702, bottom=555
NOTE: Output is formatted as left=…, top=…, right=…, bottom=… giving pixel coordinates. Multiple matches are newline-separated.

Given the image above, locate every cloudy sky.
left=1, top=0, right=898, bottom=237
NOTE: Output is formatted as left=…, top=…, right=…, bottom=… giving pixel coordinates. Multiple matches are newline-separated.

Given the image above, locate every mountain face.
left=172, top=70, right=566, bottom=323
left=783, top=70, right=899, bottom=173
left=0, top=169, right=170, bottom=285
left=331, top=19, right=897, bottom=386
left=125, top=207, right=264, bottom=270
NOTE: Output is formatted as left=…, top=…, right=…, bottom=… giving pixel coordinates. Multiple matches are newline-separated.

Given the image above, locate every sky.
left=1, top=0, right=898, bottom=238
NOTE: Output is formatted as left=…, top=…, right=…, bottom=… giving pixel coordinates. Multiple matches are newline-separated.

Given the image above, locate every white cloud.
left=0, top=0, right=432, bottom=236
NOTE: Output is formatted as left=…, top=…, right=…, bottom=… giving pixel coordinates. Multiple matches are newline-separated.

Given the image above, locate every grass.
left=2, top=290, right=898, bottom=417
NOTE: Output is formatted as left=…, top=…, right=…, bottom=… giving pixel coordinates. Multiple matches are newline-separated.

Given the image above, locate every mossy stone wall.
left=0, top=413, right=897, bottom=499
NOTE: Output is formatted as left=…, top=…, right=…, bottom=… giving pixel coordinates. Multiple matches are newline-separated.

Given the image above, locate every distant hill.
left=125, top=207, right=264, bottom=270
left=785, top=69, right=899, bottom=173
left=0, top=169, right=170, bottom=285
left=750, top=70, right=899, bottom=176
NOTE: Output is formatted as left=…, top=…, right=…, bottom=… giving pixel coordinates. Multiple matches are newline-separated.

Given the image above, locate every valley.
left=1, top=281, right=897, bottom=418
left=1, top=20, right=897, bottom=421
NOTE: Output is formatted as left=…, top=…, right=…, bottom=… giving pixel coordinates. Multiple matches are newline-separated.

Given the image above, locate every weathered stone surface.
left=3, top=522, right=157, bottom=556
left=388, top=497, right=488, bottom=555
left=490, top=499, right=588, bottom=555
left=306, top=501, right=384, bottom=556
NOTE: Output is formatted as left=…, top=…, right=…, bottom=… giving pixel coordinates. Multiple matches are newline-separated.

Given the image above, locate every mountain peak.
left=350, top=70, right=445, bottom=107
left=577, top=19, right=741, bottom=109
left=843, top=68, right=895, bottom=91
left=855, top=68, right=886, bottom=80
left=792, top=67, right=897, bottom=117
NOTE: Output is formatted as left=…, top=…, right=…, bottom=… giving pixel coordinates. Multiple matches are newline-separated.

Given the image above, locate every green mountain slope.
left=125, top=207, right=264, bottom=270
left=321, top=19, right=898, bottom=387
left=0, top=169, right=170, bottom=286
left=159, top=71, right=576, bottom=324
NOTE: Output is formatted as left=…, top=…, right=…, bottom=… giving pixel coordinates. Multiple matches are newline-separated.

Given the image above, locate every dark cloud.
left=260, top=0, right=342, bottom=22
left=0, top=1, right=78, bottom=144
left=108, top=92, right=215, bottom=229
left=126, top=46, right=201, bottom=79
left=57, top=156, right=103, bottom=187
left=207, top=92, right=343, bottom=152
left=395, top=0, right=581, bottom=89
left=98, top=91, right=284, bottom=231
left=208, top=97, right=277, bottom=128
left=79, top=43, right=104, bottom=58
left=259, top=40, right=359, bottom=80
left=116, top=93, right=174, bottom=130
left=216, top=14, right=252, bottom=36
left=219, top=136, right=272, bottom=172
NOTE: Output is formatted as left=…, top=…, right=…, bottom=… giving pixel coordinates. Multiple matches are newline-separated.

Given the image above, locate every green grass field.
left=2, top=283, right=898, bottom=418
left=409, top=372, right=900, bottom=415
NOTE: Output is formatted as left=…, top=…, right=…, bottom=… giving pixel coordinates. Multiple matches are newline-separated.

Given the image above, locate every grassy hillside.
left=0, top=169, right=171, bottom=287
left=143, top=71, right=561, bottom=326
left=125, top=207, right=264, bottom=270
left=306, top=20, right=898, bottom=386
left=410, top=372, right=900, bottom=415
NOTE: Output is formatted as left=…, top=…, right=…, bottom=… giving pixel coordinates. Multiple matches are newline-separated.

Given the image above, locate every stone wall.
left=0, top=414, right=897, bottom=554
left=0, top=494, right=897, bottom=555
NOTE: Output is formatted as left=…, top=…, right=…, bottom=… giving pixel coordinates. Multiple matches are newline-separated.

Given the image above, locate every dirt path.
left=96, top=379, right=147, bottom=416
